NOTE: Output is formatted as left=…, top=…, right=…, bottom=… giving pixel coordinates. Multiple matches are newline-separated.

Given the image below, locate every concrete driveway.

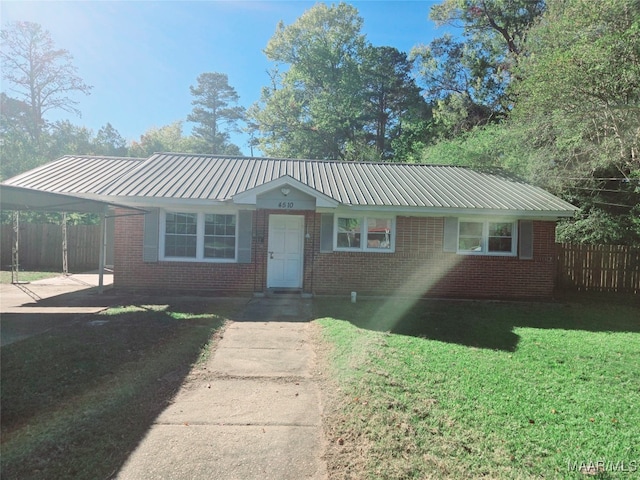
left=0, top=273, right=114, bottom=346
left=116, top=297, right=327, bottom=480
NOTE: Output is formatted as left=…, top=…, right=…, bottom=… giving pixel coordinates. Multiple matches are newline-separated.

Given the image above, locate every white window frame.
left=159, top=210, right=238, bottom=263
left=334, top=215, right=396, bottom=253
left=457, top=219, right=518, bottom=256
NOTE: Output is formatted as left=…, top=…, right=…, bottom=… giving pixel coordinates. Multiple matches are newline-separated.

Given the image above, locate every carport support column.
left=62, top=213, right=68, bottom=276
left=11, top=211, right=19, bottom=284
left=97, top=207, right=107, bottom=294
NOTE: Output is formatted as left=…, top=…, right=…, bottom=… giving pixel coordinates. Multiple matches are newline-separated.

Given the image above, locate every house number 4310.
left=278, top=201, right=294, bottom=209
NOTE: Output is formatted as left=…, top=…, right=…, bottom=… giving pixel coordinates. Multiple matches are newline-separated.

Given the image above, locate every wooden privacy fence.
left=1, top=223, right=101, bottom=272
left=557, top=243, right=640, bottom=293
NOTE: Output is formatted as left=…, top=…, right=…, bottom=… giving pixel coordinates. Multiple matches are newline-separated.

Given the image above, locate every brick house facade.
left=4, top=153, right=577, bottom=299
left=115, top=208, right=559, bottom=299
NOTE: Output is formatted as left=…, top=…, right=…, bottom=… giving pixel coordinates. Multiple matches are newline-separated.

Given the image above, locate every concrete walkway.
left=116, top=298, right=327, bottom=480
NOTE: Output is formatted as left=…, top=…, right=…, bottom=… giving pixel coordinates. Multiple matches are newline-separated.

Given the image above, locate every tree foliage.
left=187, top=72, right=244, bottom=155
left=510, top=0, right=640, bottom=245
left=129, top=121, right=202, bottom=158
left=412, top=0, right=544, bottom=137
left=251, top=3, right=366, bottom=160
left=0, top=21, right=92, bottom=141
left=250, top=2, right=430, bottom=160
left=94, top=123, right=128, bottom=156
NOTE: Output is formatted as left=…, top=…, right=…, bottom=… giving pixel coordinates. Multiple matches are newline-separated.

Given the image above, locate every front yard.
left=315, top=297, right=640, bottom=479
left=2, top=293, right=637, bottom=479
left=0, top=302, right=239, bottom=480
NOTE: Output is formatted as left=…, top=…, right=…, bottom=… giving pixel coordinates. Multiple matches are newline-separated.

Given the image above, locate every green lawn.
left=0, top=270, right=62, bottom=284
left=315, top=297, right=640, bottom=479
left=0, top=302, right=240, bottom=480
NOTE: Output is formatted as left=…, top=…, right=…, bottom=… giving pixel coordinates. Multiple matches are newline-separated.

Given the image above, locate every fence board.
left=557, top=243, right=640, bottom=293
left=0, top=223, right=101, bottom=272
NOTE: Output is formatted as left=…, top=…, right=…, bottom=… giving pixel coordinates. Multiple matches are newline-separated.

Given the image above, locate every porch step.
left=265, top=288, right=303, bottom=297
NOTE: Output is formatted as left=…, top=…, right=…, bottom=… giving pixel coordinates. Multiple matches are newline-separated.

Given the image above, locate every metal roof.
left=103, top=153, right=577, bottom=214
left=3, top=153, right=578, bottom=215
left=0, top=184, right=145, bottom=214
left=2, top=155, right=144, bottom=196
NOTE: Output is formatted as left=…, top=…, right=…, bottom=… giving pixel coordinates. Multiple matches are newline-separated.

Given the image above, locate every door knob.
left=269, top=251, right=274, bottom=259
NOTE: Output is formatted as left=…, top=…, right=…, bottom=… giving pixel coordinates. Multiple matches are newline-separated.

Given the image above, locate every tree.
left=429, top=0, right=545, bottom=56
left=412, top=0, right=545, bottom=137
left=46, top=120, right=94, bottom=158
left=94, top=123, right=128, bottom=156
left=187, top=72, right=244, bottom=155
left=0, top=93, right=41, bottom=179
left=0, top=21, right=92, bottom=141
left=510, top=0, right=640, bottom=245
left=360, top=46, right=431, bottom=159
left=129, top=121, right=205, bottom=157
left=250, top=2, right=368, bottom=160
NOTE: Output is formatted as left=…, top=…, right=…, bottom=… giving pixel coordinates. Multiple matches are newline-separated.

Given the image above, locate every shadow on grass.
left=0, top=301, right=241, bottom=480
left=313, top=293, right=640, bottom=352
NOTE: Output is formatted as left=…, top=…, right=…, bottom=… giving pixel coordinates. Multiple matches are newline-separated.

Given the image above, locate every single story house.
left=2, top=153, right=578, bottom=299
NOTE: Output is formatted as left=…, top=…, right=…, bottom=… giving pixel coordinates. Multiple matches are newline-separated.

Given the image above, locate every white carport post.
left=97, top=206, right=108, bottom=294
left=62, top=212, right=68, bottom=276
left=11, top=211, right=19, bottom=284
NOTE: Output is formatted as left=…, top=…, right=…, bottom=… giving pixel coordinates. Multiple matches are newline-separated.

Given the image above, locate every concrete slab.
left=0, top=273, right=116, bottom=346
left=1, top=306, right=109, bottom=314
left=0, top=273, right=113, bottom=313
left=235, top=297, right=313, bottom=322
left=116, top=424, right=326, bottom=480
left=208, top=347, right=314, bottom=378
left=157, top=378, right=321, bottom=426
left=220, top=322, right=310, bottom=349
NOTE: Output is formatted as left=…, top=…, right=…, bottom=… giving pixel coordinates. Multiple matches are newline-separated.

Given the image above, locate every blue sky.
left=1, top=1, right=448, bottom=155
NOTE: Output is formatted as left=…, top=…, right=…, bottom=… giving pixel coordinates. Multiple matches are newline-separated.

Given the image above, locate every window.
left=458, top=220, right=516, bottom=255
left=367, top=218, right=392, bottom=249
left=165, top=213, right=197, bottom=257
left=335, top=216, right=394, bottom=252
left=337, top=217, right=361, bottom=248
left=161, top=211, right=237, bottom=261
left=204, top=214, right=236, bottom=259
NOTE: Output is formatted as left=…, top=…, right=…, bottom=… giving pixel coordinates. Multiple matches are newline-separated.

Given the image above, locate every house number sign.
left=278, top=201, right=295, bottom=209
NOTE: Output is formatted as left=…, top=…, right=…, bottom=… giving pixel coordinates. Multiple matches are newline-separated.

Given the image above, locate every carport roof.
left=2, top=155, right=144, bottom=194
left=0, top=185, right=144, bottom=214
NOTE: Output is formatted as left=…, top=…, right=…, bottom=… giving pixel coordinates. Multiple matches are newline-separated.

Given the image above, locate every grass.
left=0, top=269, right=62, bottom=284
left=315, top=296, right=640, bottom=479
left=0, top=301, right=241, bottom=480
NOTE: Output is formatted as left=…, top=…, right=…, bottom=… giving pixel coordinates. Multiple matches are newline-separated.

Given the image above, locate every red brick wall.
left=309, top=217, right=557, bottom=299
left=114, top=210, right=558, bottom=299
left=114, top=209, right=258, bottom=295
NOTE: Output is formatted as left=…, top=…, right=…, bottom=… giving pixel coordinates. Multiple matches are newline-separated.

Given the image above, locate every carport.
left=0, top=184, right=145, bottom=293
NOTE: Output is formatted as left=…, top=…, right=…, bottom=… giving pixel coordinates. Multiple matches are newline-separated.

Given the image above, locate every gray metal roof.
left=2, top=155, right=144, bottom=196
left=0, top=184, right=145, bottom=214
left=3, top=153, right=578, bottom=215
left=104, top=153, right=576, bottom=214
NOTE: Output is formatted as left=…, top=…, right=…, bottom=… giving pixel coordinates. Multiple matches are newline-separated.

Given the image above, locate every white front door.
left=267, top=215, right=304, bottom=289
